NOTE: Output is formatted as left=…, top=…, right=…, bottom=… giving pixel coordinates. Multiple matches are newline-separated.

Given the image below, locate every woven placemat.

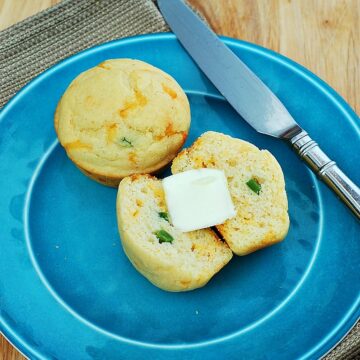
left=0, top=0, right=358, bottom=358
left=0, top=0, right=168, bottom=108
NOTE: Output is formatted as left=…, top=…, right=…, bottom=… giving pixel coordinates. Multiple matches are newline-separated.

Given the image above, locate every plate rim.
left=0, top=32, right=359, bottom=360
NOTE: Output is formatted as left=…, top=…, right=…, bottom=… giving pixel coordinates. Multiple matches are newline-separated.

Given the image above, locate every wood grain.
left=0, top=0, right=59, bottom=30
left=0, top=0, right=358, bottom=359
left=188, top=0, right=359, bottom=114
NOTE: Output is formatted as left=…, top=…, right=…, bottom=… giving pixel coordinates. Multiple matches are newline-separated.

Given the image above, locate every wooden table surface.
left=0, top=0, right=358, bottom=359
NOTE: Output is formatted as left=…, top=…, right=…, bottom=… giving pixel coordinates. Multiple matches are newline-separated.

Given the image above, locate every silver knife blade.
left=158, top=0, right=299, bottom=138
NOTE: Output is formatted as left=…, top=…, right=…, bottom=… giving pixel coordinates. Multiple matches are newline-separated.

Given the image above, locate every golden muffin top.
left=55, top=59, right=190, bottom=178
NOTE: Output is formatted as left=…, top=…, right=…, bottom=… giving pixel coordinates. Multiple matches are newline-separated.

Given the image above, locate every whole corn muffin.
left=55, top=59, right=190, bottom=186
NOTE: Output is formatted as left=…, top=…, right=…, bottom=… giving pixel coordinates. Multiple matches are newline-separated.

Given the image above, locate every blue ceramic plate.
left=1, top=34, right=359, bottom=360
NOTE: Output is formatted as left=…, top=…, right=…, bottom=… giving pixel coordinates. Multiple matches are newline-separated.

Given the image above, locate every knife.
left=158, top=0, right=360, bottom=219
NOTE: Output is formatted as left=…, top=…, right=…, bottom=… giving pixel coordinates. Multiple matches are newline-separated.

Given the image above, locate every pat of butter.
left=162, top=169, right=236, bottom=232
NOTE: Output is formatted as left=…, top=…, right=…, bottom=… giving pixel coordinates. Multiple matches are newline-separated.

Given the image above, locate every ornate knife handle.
left=288, top=130, right=360, bottom=219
